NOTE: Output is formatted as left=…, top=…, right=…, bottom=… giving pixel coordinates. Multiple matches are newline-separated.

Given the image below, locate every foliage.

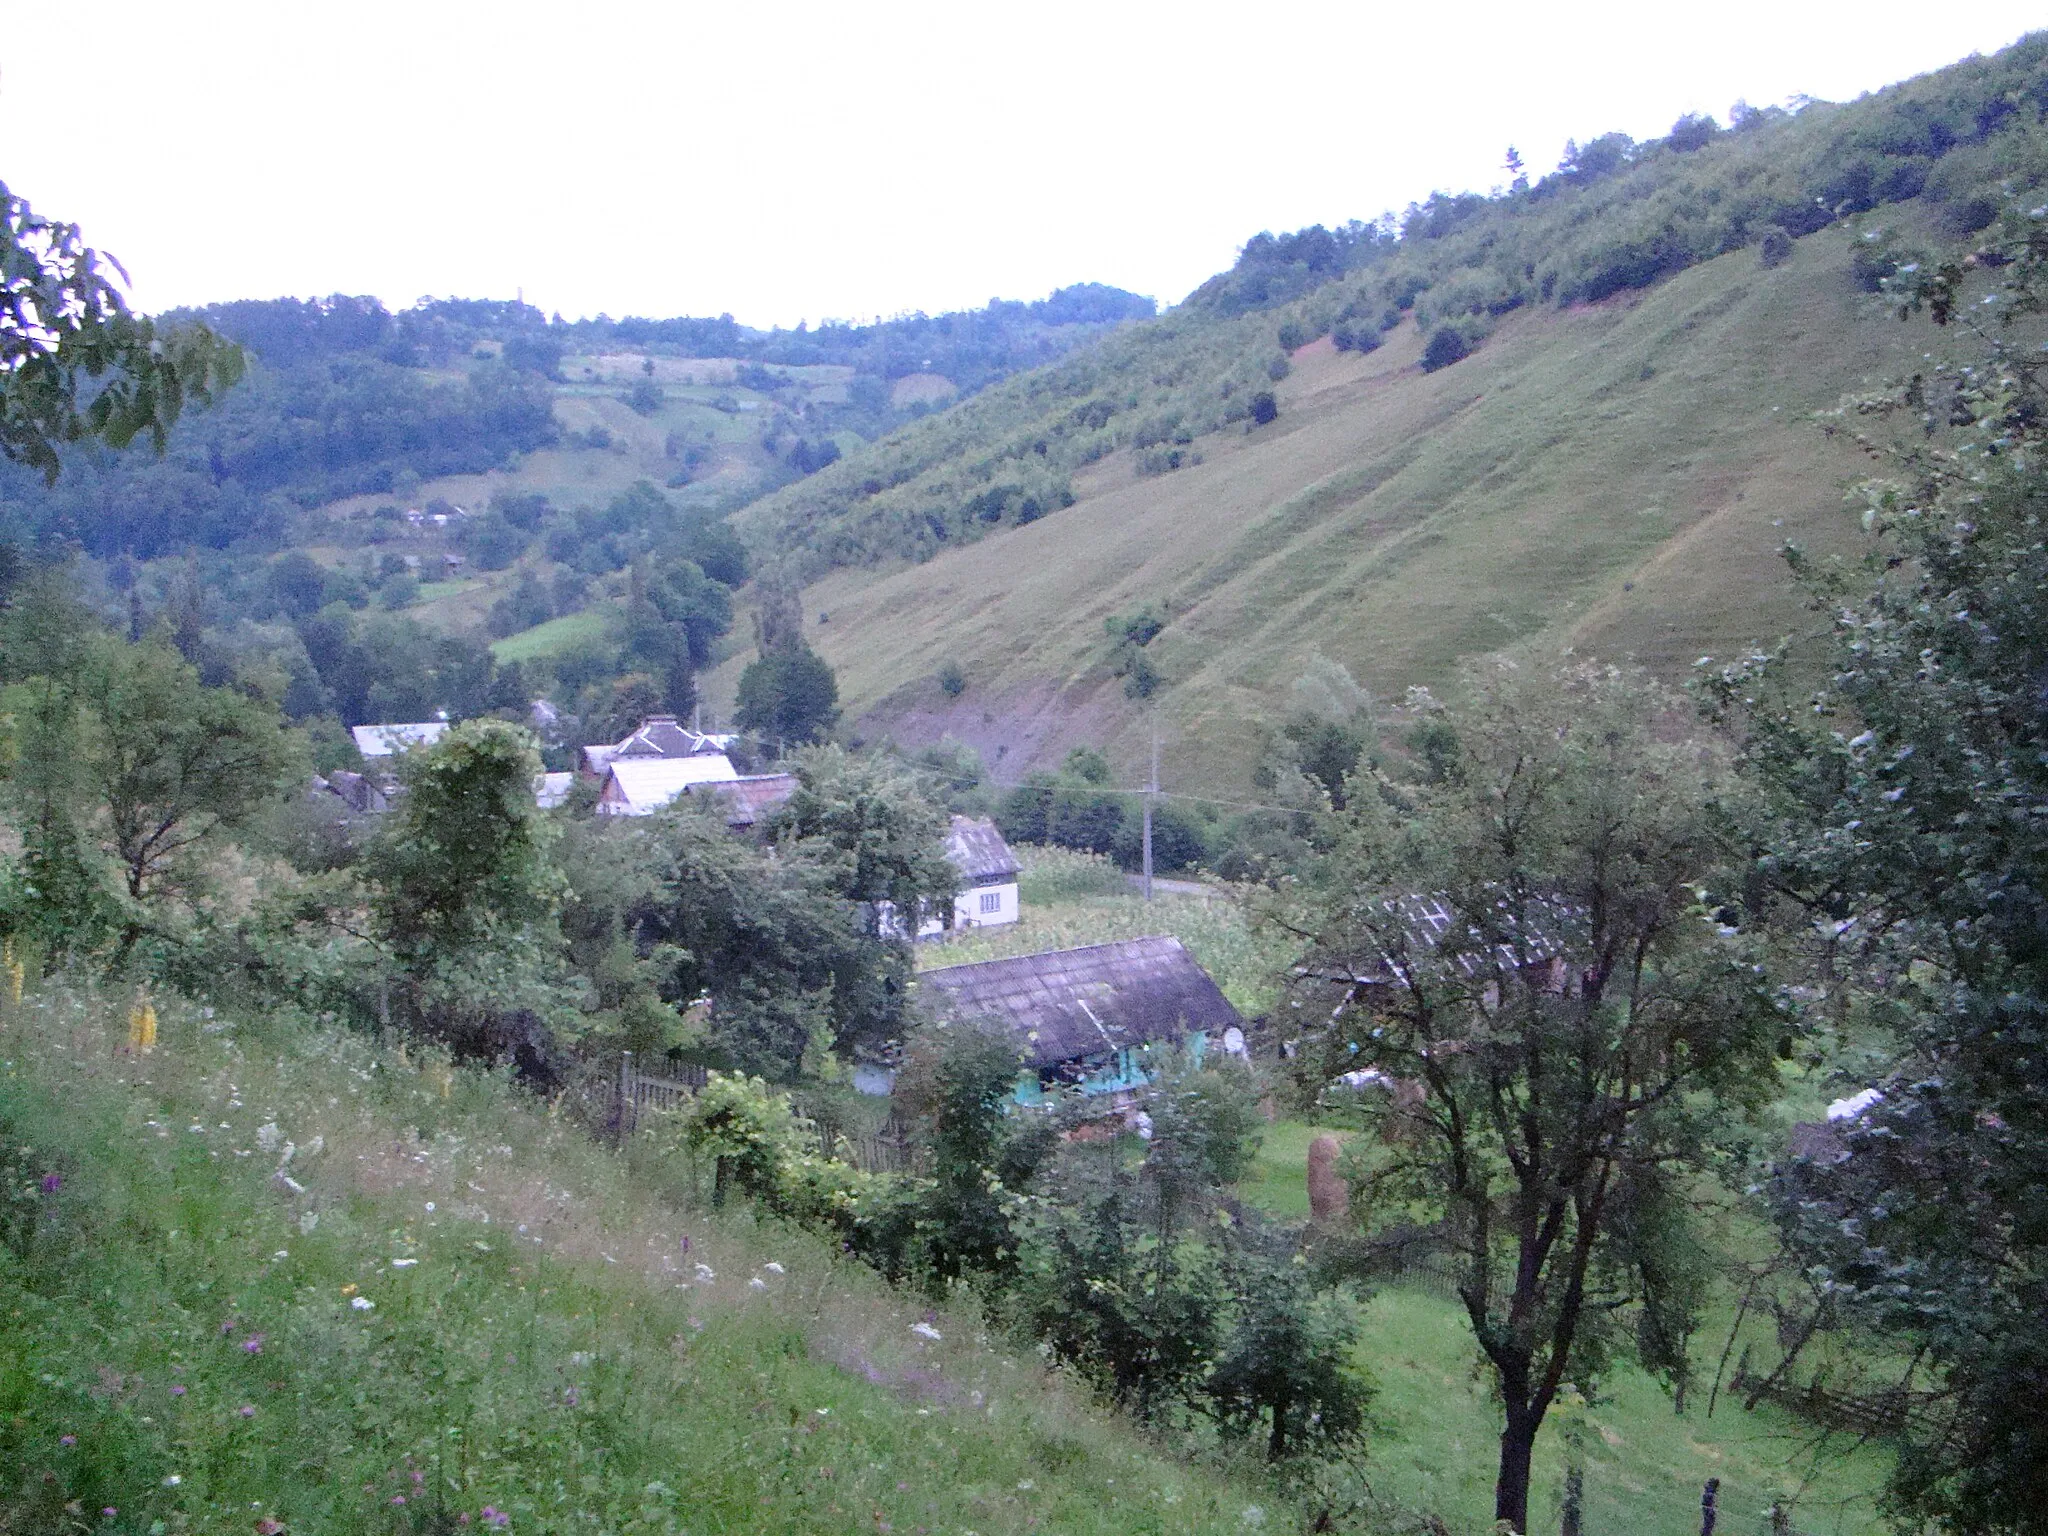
left=735, top=643, right=840, bottom=747
left=1288, top=663, right=1781, bottom=1529
left=772, top=745, right=957, bottom=928
left=1205, top=1251, right=1370, bottom=1460
left=678, top=1071, right=875, bottom=1220
left=1705, top=197, right=2048, bottom=1536
left=0, top=181, right=243, bottom=484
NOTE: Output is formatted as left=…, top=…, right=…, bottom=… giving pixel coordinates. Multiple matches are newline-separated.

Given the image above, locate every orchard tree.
left=771, top=745, right=956, bottom=932
left=1706, top=200, right=2048, bottom=1535
left=1292, top=663, right=1779, bottom=1530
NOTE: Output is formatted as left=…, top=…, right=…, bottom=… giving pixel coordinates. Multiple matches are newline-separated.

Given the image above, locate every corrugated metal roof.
left=945, top=815, right=1019, bottom=885
left=919, top=936, right=1241, bottom=1069
left=351, top=722, right=447, bottom=758
left=597, top=754, right=740, bottom=814
left=687, top=772, right=798, bottom=827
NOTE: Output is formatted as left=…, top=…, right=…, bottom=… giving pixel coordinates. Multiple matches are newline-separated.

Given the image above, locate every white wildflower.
left=162, top=1475, right=182, bottom=1487
left=272, top=1250, right=289, bottom=1260
left=298, top=1211, right=319, bottom=1235
left=762, top=1261, right=785, bottom=1275
left=748, top=1277, right=767, bottom=1291
left=351, top=1296, right=375, bottom=1311
left=255, top=1122, right=282, bottom=1153
left=424, top=1202, right=435, bottom=1213
left=390, top=1258, right=418, bottom=1268
left=911, top=1322, right=942, bottom=1342
left=694, top=1263, right=714, bottom=1282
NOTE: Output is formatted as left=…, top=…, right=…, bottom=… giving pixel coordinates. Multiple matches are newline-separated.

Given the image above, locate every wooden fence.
left=613, top=1053, right=709, bottom=1132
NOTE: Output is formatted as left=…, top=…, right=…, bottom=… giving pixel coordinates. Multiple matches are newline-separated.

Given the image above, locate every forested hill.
left=736, top=35, right=2048, bottom=574
left=709, top=34, right=2048, bottom=789
left=0, top=283, right=1153, bottom=561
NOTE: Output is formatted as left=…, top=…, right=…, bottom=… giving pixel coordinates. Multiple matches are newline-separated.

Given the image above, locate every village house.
left=579, top=714, right=735, bottom=781
left=931, top=815, right=1020, bottom=934
left=683, top=772, right=799, bottom=830
left=911, top=935, right=1243, bottom=1105
left=595, top=754, right=743, bottom=816
left=351, top=720, right=449, bottom=759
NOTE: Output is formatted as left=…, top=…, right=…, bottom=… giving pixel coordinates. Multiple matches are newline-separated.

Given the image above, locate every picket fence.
left=611, top=1053, right=921, bottom=1174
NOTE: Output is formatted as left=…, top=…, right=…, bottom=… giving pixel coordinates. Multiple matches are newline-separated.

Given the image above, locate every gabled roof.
left=919, top=936, right=1241, bottom=1070
left=534, top=771, right=575, bottom=810
left=597, top=754, right=741, bottom=814
left=352, top=721, right=448, bottom=759
left=945, top=815, right=1019, bottom=886
left=686, top=772, right=798, bottom=828
left=580, top=715, right=735, bottom=776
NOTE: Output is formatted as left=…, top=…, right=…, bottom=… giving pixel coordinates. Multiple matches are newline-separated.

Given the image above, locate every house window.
left=979, top=891, right=1002, bottom=915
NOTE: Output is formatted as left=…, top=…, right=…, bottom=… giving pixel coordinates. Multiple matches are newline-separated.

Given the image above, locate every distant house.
left=579, top=714, right=736, bottom=781
left=309, top=769, right=389, bottom=816
left=934, top=815, right=1020, bottom=934
left=595, top=754, right=741, bottom=816
left=916, top=936, right=1243, bottom=1104
left=534, top=771, right=575, bottom=810
left=351, top=721, right=449, bottom=759
left=684, top=772, right=799, bottom=830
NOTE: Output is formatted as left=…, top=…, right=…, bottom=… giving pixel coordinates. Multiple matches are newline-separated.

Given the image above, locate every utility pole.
left=1142, top=730, right=1157, bottom=902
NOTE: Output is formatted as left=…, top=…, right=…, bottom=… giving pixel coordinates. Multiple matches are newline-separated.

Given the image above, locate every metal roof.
left=351, top=721, right=448, bottom=758
left=597, top=754, right=741, bottom=814
left=686, top=772, right=799, bottom=827
left=945, top=815, right=1019, bottom=886
left=919, top=936, right=1241, bottom=1069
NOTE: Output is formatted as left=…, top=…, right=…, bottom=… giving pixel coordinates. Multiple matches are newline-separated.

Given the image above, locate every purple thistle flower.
left=169, top=1384, right=186, bottom=1397
left=242, top=1335, right=265, bottom=1354
left=562, top=1387, right=579, bottom=1406
left=59, top=1434, right=76, bottom=1446
left=101, top=1509, right=116, bottom=1519
left=39, top=1173, right=60, bottom=1194
left=391, top=1494, right=407, bottom=1506
left=238, top=1405, right=255, bottom=1418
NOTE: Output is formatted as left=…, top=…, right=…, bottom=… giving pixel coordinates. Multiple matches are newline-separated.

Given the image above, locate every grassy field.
left=0, top=983, right=1298, bottom=1536
left=1228, top=1125, right=1889, bottom=1535
left=706, top=222, right=1965, bottom=794
left=489, top=608, right=611, bottom=663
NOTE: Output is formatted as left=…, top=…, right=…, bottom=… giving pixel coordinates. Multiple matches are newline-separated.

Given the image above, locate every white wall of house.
left=953, top=879, right=1019, bottom=930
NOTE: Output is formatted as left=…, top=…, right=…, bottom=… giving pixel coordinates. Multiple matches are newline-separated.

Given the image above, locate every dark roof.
left=688, top=772, right=799, bottom=828
left=919, top=936, right=1242, bottom=1070
left=945, top=815, right=1019, bottom=885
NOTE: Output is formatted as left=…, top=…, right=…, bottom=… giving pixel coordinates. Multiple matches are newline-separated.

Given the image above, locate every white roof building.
left=596, top=754, right=741, bottom=816
left=352, top=721, right=449, bottom=759
left=534, top=771, right=575, bottom=810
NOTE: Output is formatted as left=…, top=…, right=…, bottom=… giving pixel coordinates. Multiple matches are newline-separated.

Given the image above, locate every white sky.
left=5, top=2, right=2040, bottom=329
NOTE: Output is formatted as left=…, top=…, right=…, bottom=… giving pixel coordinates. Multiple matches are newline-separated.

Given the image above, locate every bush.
left=936, top=659, right=966, bottom=697
left=1248, top=391, right=1279, bottom=426
left=1757, top=226, right=1794, bottom=269
left=625, top=378, right=664, bottom=416
left=1420, top=327, right=1470, bottom=372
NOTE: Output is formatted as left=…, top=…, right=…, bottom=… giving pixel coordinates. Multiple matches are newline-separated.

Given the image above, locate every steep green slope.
left=0, top=984, right=1283, bottom=1535
left=713, top=225, right=1955, bottom=790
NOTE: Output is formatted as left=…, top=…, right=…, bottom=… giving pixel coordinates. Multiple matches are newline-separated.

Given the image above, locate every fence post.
left=619, top=1051, right=634, bottom=1135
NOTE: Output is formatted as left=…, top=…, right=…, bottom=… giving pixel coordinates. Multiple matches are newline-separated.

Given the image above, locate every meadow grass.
left=0, top=983, right=1301, bottom=1536
left=1228, top=1122, right=1889, bottom=1535
left=489, top=609, right=613, bottom=664
left=738, top=228, right=1967, bottom=794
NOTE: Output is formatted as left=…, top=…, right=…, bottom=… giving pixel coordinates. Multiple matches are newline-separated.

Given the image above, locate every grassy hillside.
left=0, top=983, right=1287, bottom=1536
left=714, top=223, right=1955, bottom=789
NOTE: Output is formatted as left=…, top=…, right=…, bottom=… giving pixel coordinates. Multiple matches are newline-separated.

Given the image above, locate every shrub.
left=1758, top=226, right=1794, bottom=269
left=1420, top=328, right=1470, bottom=372
left=1248, top=391, right=1278, bottom=426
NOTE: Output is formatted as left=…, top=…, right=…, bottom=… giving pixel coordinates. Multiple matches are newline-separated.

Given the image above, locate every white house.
left=595, top=754, right=741, bottom=816
left=580, top=714, right=736, bottom=781
left=932, top=815, right=1020, bottom=934
left=351, top=721, right=449, bottom=759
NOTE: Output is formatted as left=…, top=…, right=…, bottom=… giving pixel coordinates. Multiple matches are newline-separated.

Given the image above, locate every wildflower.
left=693, top=1263, right=714, bottom=1282
left=243, top=1335, right=265, bottom=1354
left=340, top=1284, right=357, bottom=1296
left=391, top=1258, right=417, bottom=1268
left=272, top=1251, right=288, bottom=1260
left=59, top=1434, right=76, bottom=1446
left=391, top=1495, right=406, bottom=1506
left=170, top=1385, right=187, bottom=1397
left=424, top=1202, right=435, bottom=1213
left=239, top=1405, right=255, bottom=1418
left=256, top=1520, right=285, bottom=1534
left=481, top=1506, right=510, bottom=1527
left=563, top=1387, right=580, bottom=1406
left=748, top=1277, right=766, bottom=1291
left=677, top=1234, right=691, bottom=1254
left=351, top=1296, right=375, bottom=1311
left=162, top=1475, right=182, bottom=1487
left=39, top=1173, right=60, bottom=1194
left=910, top=1322, right=941, bottom=1342
left=763, top=1261, right=785, bottom=1275
left=102, top=1510, right=117, bottom=1520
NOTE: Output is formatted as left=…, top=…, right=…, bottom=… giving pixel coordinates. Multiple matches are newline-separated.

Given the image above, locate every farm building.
left=916, top=935, right=1242, bottom=1104
left=595, top=754, right=742, bottom=816
left=351, top=721, right=448, bottom=759
left=684, top=772, right=799, bottom=830
left=937, top=816, right=1020, bottom=932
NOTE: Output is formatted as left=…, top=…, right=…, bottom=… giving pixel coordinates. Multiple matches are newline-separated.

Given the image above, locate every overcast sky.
left=6, top=2, right=2040, bottom=329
